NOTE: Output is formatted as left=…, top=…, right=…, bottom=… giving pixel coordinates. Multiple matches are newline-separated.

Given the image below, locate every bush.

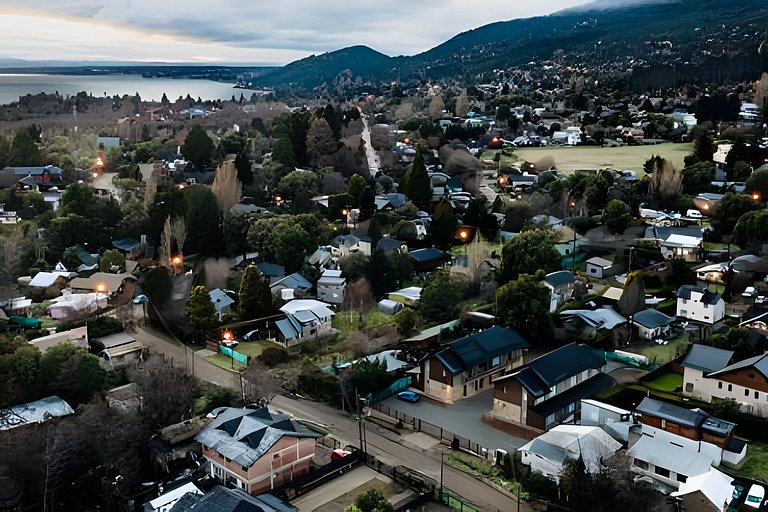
left=258, top=346, right=290, bottom=367
left=194, top=386, right=235, bottom=415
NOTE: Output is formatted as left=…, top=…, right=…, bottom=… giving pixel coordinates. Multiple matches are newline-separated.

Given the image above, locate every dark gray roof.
left=256, top=262, right=285, bottom=278
left=434, top=326, right=530, bottom=375
left=408, top=247, right=444, bottom=262
left=270, top=273, right=311, bottom=291
left=707, top=353, right=768, bottom=379
left=194, top=408, right=321, bottom=469
left=533, top=373, right=615, bottom=418
left=636, top=397, right=735, bottom=437
left=495, top=343, right=606, bottom=398
left=544, top=270, right=574, bottom=289
left=676, top=285, right=721, bottom=305
left=681, top=344, right=733, bottom=373
left=632, top=308, right=675, bottom=329
left=169, top=486, right=297, bottom=512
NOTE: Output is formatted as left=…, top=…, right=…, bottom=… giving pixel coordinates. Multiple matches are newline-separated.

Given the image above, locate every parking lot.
left=381, top=389, right=527, bottom=453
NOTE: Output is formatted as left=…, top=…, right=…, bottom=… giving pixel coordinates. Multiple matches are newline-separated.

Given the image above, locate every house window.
left=703, top=303, right=708, bottom=309
left=704, top=316, right=710, bottom=320
left=442, top=369, right=446, bottom=378
left=728, top=384, right=733, bottom=392
left=746, top=389, right=750, bottom=397
left=634, top=459, right=649, bottom=470
left=682, top=299, right=688, bottom=305
left=661, top=419, right=666, bottom=429
left=749, top=373, right=756, bottom=379
left=681, top=310, right=687, bottom=316
left=685, top=383, right=694, bottom=392
left=491, top=356, right=501, bottom=367
left=654, top=466, right=671, bottom=478
left=676, top=474, right=688, bottom=483
left=718, top=382, right=723, bottom=389
left=755, top=391, right=760, bottom=400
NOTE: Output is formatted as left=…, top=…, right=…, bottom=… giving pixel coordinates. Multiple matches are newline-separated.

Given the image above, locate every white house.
left=681, top=344, right=734, bottom=400
left=585, top=257, right=616, bottom=279
left=316, top=269, right=346, bottom=305
left=632, top=308, right=676, bottom=340
left=517, top=425, right=621, bottom=483
left=543, top=270, right=574, bottom=313
left=276, top=299, right=335, bottom=346
left=676, top=285, right=725, bottom=326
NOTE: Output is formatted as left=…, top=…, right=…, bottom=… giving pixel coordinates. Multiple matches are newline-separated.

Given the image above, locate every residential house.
left=91, top=332, right=144, bottom=369
left=580, top=399, right=635, bottom=443
left=491, top=343, right=614, bottom=431
left=376, top=237, right=407, bottom=256
left=26, top=271, right=73, bottom=300
left=316, top=269, right=345, bottom=305
left=632, top=308, right=676, bottom=340
left=69, top=272, right=137, bottom=296
left=676, top=285, right=725, bottom=335
left=681, top=344, right=734, bottom=400
left=0, top=296, right=31, bottom=317
left=0, top=203, right=18, bottom=224
left=585, top=257, right=618, bottom=278
left=681, top=351, right=768, bottom=418
left=270, top=273, right=313, bottom=301
left=517, top=425, right=622, bottom=483
left=644, top=226, right=703, bottom=261
left=194, top=407, right=321, bottom=495
left=255, top=262, right=285, bottom=283
left=627, top=397, right=746, bottom=492
left=29, top=326, right=89, bottom=354
left=559, top=307, right=627, bottom=343
left=412, top=326, right=530, bottom=403
left=165, top=485, right=297, bottom=512
left=144, top=482, right=203, bottom=512
left=543, top=270, right=574, bottom=313
left=408, top=247, right=444, bottom=272
left=388, top=287, right=422, bottom=306
left=669, top=467, right=736, bottom=512
left=0, top=396, right=74, bottom=431
left=275, top=300, right=335, bottom=346
left=209, top=288, right=236, bottom=321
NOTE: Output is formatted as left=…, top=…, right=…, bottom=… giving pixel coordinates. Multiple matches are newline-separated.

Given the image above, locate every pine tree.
left=238, top=264, right=273, bottom=319
left=185, top=285, right=218, bottom=340
left=407, top=146, right=432, bottom=209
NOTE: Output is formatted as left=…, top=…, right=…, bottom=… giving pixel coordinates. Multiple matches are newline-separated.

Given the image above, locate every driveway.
left=381, top=389, right=527, bottom=453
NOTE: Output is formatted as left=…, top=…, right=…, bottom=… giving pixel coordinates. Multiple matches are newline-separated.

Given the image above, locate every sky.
left=0, top=1, right=595, bottom=66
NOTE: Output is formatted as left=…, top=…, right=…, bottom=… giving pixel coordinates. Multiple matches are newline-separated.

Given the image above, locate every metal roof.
left=270, top=273, right=312, bottom=291
left=707, top=353, right=768, bottom=379
left=0, top=395, right=74, bottom=431
left=586, top=257, right=613, bottom=268
left=209, top=289, right=235, bottom=312
left=435, top=326, right=530, bottom=375
left=628, top=435, right=714, bottom=479
left=195, top=408, right=321, bottom=469
left=532, top=373, right=615, bottom=417
left=676, top=285, right=721, bottom=305
left=632, top=308, right=675, bottom=329
left=408, top=247, right=444, bottom=262
left=636, top=397, right=735, bottom=436
left=681, top=344, right=733, bottom=373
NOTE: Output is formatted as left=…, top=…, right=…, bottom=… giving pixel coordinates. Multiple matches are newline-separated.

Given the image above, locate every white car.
left=686, top=209, right=703, bottom=219
left=745, top=484, right=765, bottom=509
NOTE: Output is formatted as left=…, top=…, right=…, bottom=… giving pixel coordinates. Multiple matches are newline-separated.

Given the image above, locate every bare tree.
left=143, top=172, right=157, bottom=212
left=242, top=360, right=283, bottom=406
left=455, top=90, right=470, bottom=118
left=157, top=216, right=172, bottom=267
left=170, top=216, right=187, bottom=254
left=127, top=354, right=199, bottom=427
left=0, top=228, right=25, bottom=285
left=342, top=278, right=376, bottom=316
left=428, top=95, right=445, bottom=120
left=647, top=157, right=683, bottom=205
left=755, top=72, right=768, bottom=113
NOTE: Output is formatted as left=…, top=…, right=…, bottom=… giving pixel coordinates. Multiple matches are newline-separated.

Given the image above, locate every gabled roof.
left=376, top=237, right=405, bottom=255
left=632, top=308, right=675, bottom=329
left=559, top=307, right=627, bottom=330
left=169, top=485, right=298, bottom=512
left=275, top=318, right=300, bottom=340
left=707, top=353, right=768, bottom=379
left=495, top=343, right=606, bottom=398
left=676, top=285, right=721, bottom=305
left=279, top=299, right=334, bottom=318
left=270, top=273, right=312, bottom=291
left=628, top=435, right=714, bottom=479
left=256, top=262, right=285, bottom=278
left=72, top=245, right=98, bottom=266
left=195, top=408, right=320, bottom=469
left=585, top=257, right=612, bottom=268
left=28, top=271, right=71, bottom=288
left=517, top=425, right=621, bottom=474
left=670, top=468, right=734, bottom=512
left=533, top=373, right=615, bottom=417
left=434, top=326, right=530, bottom=375
left=681, top=344, right=733, bottom=373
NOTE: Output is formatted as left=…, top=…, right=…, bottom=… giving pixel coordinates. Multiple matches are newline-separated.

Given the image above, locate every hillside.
left=256, top=0, right=768, bottom=91
left=257, top=45, right=391, bottom=89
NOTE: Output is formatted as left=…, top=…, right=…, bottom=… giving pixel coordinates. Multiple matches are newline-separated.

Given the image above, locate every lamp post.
left=221, top=329, right=235, bottom=369
left=496, top=173, right=508, bottom=193
left=753, top=192, right=761, bottom=208
left=170, top=254, right=183, bottom=275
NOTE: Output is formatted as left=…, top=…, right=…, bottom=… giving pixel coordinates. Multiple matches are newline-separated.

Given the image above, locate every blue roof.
left=276, top=318, right=299, bottom=340
left=435, top=326, right=530, bottom=375
left=72, top=245, right=98, bottom=266
left=256, top=262, right=285, bottom=278
left=271, top=272, right=312, bottom=291
left=112, top=238, right=140, bottom=251
left=408, top=247, right=444, bottom=262
left=632, top=308, right=675, bottom=329
left=209, top=289, right=235, bottom=312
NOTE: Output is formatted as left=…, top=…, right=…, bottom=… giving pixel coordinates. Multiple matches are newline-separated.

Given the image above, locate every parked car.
left=242, top=329, right=261, bottom=342
left=221, top=339, right=239, bottom=349
left=397, top=391, right=421, bottom=403
left=745, top=484, right=765, bottom=509
left=686, top=209, right=703, bottom=219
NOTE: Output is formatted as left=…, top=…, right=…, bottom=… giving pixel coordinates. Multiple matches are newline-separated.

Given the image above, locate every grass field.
left=635, top=334, right=690, bottom=366
left=645, top=372, right=683, bottom=392
left=515, top=142, right=693, bottom=174
left=731, top=441, right=768, bottom=483
left=205, top=353, right=246, bottom=371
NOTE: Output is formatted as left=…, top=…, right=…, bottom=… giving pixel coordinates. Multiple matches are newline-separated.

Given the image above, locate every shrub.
left=258, top=346, right=290, bottom=367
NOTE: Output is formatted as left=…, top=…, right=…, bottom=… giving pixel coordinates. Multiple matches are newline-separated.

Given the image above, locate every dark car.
left=397, top=391, right=421, bottom=403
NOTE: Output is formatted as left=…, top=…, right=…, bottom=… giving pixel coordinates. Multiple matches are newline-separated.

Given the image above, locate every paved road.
left=360, top=112, right=380, bottom=177
left=381, top=390, right=528, bottom=453
left=134, top=325, right=525, bottom=511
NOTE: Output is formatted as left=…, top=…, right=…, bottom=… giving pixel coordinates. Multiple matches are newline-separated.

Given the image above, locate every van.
left=686, top=209, right=703, bottom=219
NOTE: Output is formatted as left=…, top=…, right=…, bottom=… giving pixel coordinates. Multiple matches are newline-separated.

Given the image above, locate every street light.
left=93, top=282, right=109, bottom=294
left=496, top=174, right=508, bottom=190
left=455, top=226, right=472, bottom=243
left=274, top=194, right=283, bottom=206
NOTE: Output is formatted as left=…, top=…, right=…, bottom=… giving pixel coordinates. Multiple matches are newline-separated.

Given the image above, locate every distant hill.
left=256, top=45, right=392, bottom=89
left=256, top=0, right=768, bottom=90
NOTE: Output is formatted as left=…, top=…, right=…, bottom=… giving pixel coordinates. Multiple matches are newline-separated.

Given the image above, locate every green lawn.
left=730, top=442, right=768, bottom=483
left=636, top=335, right=690, bottom=366
left=205, top=353, right=246, bottom=371
left=645, top=372, right=683, bottom=392
left=235, top=340, right=274, bottom=359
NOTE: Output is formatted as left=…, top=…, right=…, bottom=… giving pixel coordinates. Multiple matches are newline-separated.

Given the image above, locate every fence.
left=439, top=490, right=481, bottom=512
left=370, top=376, right=412, bottom=404
left=219, top=345, right=248, bottom=365
left=372, top=402, right=488, bottom=456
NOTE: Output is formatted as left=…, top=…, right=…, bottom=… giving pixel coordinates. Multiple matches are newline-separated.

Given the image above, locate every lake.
left=0, top=74, right=252, bottom=105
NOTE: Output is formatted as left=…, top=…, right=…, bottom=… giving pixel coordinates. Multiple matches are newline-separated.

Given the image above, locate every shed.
left=585, top=257, right=615, bottom=278
left=378, top=299, right=404, bottom=315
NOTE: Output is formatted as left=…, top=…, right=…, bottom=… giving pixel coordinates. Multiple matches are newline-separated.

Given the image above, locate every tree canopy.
left=181, top=124, right=215, bottom=169
left=499, top=229, right=561, bottom=285
left=185, top=285, right=218, bottom=340
left=495, top=273, right=551, bottom=342
left=238, top=264, right=273, bottom=319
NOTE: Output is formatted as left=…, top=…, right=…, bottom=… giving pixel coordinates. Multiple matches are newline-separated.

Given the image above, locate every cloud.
left=0, top=1, right=593, bottom=63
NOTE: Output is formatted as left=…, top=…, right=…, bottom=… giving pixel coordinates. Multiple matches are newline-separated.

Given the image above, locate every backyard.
left=633, top=333, right=690, bottom=366
left=730, top=441, right=768, bottom=483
